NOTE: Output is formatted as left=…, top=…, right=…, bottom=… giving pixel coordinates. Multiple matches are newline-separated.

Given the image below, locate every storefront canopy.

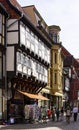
left=18, top=90, right=49, bottom=101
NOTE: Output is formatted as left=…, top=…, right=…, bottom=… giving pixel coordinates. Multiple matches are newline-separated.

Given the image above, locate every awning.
left=54, top=92, right=63, bottom=97
left=18, top=90, right=49, bottom=100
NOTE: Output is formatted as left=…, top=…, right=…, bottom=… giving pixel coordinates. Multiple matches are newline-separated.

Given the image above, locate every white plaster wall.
left=7, top=32, right=18, bottom=44
left=8, top=19, right=18, bottom=31
left=7, top=19, right=19, bottom=44
left=7, top=46, right=14, bottom=71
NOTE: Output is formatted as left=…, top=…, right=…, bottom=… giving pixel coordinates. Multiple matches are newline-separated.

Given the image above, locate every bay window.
left=20, top=22, right=51, bottom=66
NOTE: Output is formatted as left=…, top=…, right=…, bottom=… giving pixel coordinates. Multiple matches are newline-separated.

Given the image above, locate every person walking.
left=47, top=109, right=51, bottom=119
left=41, top=106, right=47, bottom=123
left=55, top=108, right=60, bottom=121
left=66, top=105, right=71, bottom=124
left=51, top=107, right=55, bottom=121
left=72, top=105, right=78, bottom=122
left=60, top=106, right=64, bottom=121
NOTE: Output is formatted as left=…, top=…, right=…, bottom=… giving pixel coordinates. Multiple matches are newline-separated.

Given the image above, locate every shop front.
left=51, top=92, right=63, bottom=109
left=7, top=88, right=49, bottom=124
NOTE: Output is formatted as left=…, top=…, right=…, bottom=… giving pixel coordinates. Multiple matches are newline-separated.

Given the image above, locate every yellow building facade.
left=49, top=26, right=63, bottom=108
left=51, top=44, right=63, bottom=107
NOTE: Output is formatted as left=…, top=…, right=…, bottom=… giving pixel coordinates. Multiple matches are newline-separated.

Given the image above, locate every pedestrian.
left=41, top=106, right=47, bottom=123
left=66, top=105, right=71, bottom=123
left=60, top=106, right=64, bottom=121
left=55, top=108, right=60, bottom=121
left=47, top=109, right=52, bottom=119
left=72, top=105, right=78, bottom=122
left=51, top=107, right=55, bottom=121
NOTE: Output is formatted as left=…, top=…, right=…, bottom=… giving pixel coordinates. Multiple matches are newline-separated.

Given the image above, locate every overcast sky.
left=18, top=0, right=79, bottom=58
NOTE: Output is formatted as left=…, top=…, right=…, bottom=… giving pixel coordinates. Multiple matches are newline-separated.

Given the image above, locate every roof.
left=22, top=5, right=37, bottom=26
left=22, top=5, right=53, bottom=45
left=22, top=5, right=48, bottom=27
left=8, top=0, right=30, bottom=20
left=0, top=3, right=8, bottom=17
left=9, top=0, right=23, bottom=13
left=0, top=0, right=52, bottom=47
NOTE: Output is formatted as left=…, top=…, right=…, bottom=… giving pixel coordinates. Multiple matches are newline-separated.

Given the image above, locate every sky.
left=17, top=0, right=79, bottom=58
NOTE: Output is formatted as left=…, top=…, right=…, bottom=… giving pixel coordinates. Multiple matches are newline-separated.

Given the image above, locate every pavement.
left=0, top=114, right=79, bottom=130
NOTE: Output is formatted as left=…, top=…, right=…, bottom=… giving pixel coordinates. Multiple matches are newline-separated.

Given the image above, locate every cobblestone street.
left=1, top=114, right=79, bottom=130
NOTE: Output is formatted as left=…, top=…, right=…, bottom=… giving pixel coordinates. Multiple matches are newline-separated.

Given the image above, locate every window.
left=17, top=52, right=21, bottom=63
left=41, top=43, right=44, bottom=59
left=53, top=33, right=57, bottom=43
left=47, top=49, right=50, bottom=63
left=54, top=52, right=57, bottom=64
left=44, top=46, right=48, bottom=61
left=38, top=40, right=42, bottom=57
left=23, top=66, right=27, bottom=74
left=30, top=32, right=35, bottom=52
left=54, top=72, right=57, bottom=84
left=35, top=36, right=38, bottom=54
left=17, top=63, right=22, bottom=72
left=20, top=24, right=26, bottom=45
left=26, top=31, right=31, bottom=49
